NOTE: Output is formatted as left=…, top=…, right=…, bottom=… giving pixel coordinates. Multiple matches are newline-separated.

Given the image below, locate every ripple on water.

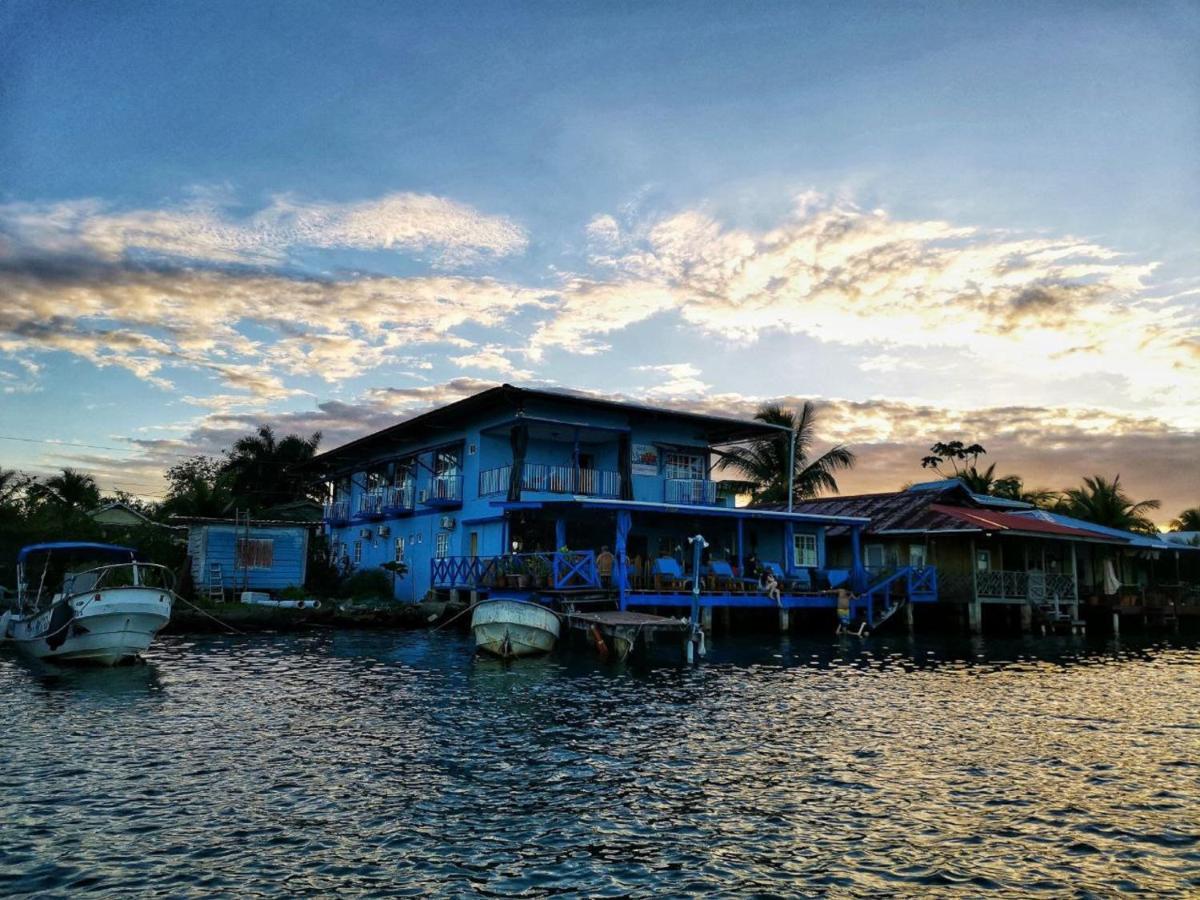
left=0, top=632, right=1198, bottom=897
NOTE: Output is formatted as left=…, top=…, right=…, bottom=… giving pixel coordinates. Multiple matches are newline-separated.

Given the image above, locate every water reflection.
left=0, top=630, right=1196, bottom=896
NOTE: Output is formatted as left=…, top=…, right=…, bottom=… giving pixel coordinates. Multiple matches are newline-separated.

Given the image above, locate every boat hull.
left=471, top=599, right=560, bottom=659
left=5, top=587, right=173, bottom=666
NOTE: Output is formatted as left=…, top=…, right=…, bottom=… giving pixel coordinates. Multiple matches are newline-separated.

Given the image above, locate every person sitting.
left=596, top=545, right=614, bottom=588
left=762, top=570, right=781, bottom=605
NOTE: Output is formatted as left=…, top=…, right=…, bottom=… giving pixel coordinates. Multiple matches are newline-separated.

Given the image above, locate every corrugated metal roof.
left=929, top=505, right=1123, bottom=540
left=766, top=483, right=980, bottom=536
left=1015, top=510, right=1187, bottom=551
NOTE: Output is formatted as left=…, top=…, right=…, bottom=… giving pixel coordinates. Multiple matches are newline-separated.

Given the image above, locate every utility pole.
left=786, top=424, right=798, bottom=513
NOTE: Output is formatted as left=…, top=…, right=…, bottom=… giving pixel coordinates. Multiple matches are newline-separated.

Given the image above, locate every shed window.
left=792, top=533, right=818, bottom=568
left=236, top=538, right=275, bottom=570
left=664, top=451, right=705, bottom=481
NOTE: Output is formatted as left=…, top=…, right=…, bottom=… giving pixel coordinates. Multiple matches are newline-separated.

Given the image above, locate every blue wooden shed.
left=180, top=517, right=311, bottom=597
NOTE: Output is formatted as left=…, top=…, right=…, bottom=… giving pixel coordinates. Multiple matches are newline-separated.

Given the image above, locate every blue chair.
left=823, top=568, right=850, bottom=589
left=652, top=557, right=688, bottom=591
left=708, top=559, right=740, bottom=592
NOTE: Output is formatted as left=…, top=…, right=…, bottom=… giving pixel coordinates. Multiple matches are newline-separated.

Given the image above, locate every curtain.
left=615, top=510, right=632, bottom=591
left=618, top=433, right=634, bottom=501
left=555, top=519, right=567, bottom=550
left=507, top=422, right=528, bottom=502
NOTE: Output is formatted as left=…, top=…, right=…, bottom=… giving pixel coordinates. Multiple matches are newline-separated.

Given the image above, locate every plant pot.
left=517, top=575, right=530, bottom=589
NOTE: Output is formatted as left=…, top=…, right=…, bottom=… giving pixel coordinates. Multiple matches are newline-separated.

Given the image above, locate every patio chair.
left=708, top=559, right=740, bottom=592
left=652, top=557, right=689, bottom=592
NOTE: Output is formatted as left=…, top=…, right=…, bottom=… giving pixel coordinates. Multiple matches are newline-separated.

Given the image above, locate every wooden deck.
left=563, top=609, right=694, bottom=661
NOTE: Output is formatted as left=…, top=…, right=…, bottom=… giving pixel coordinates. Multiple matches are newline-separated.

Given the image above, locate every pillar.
left=701, top=605, right=713, bottom=632
left=778, top=607, right=790, bottom=632
left=1020, top=603, right=1032, bottom=633
left=905, top=601, right=915, bottom=631
left=968, top=600, right=982, bottom=635
left=1112, top=610, right=1120, bottom=636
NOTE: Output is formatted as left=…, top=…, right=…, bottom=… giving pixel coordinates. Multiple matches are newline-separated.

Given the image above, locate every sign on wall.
left=631, top=443, right=659, bottom=477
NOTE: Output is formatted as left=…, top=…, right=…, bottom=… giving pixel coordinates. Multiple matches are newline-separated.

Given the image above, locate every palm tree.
left=221, top=426, right=322, bottom=512
left=1170, top=507, right=1200, bottom=532
left=1058, top=475, right=1160, bottom=535
left=34, top=468, right=102, bottom=510
left=715, top=402, right=855, bottom=503
left=0, top=468, right=27, bottom=508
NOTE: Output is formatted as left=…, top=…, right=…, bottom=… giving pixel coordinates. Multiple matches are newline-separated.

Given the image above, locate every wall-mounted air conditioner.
left=440, top=516, right=456, bottom=530
left=378, top=526, right=390, bottom=538
left=359, top=528, right=372, bottom=539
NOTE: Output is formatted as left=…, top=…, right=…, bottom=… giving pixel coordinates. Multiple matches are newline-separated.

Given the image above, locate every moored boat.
left=1, top=542, right=174, bottom=665
left=470, top=598, right=560, bottom=659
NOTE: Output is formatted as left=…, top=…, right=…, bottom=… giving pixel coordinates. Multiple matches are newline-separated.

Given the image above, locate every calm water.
left=1, top=629, right=1198, bottom=898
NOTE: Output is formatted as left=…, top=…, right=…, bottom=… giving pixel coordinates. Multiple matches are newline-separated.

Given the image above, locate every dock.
left=562, top=609, right=695, bottom=661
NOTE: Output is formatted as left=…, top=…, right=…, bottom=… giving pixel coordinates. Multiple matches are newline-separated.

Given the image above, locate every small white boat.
left=470, top=598, right=560, bottom=659
left=1, top=542, right=174, bottom=666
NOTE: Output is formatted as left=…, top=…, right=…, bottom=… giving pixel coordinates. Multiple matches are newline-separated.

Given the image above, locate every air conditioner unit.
left=359, top=528, right=373, bottom=539
left=418, top=489, right=428, bottom=503
left=378, top=526, right=390, bottom=538
left=440, top=516, right=456, bottom=530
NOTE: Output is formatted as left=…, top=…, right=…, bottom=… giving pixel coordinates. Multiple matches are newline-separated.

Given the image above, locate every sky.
left=1, top=1, right=1197, bottom=522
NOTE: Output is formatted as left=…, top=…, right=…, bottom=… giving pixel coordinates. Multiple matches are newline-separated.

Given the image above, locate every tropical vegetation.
left=715, top=402, right=856, bottom=503
left=1055, top=474, right=1161, bottom=535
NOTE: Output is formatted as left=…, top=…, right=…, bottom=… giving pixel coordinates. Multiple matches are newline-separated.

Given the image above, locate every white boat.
left=1, top=542, right=174, bottom=665
left=470, top=598, right=560, bottom=659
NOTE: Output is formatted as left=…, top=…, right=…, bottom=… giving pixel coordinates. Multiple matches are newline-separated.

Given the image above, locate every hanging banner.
left=631, top=443, right=659, bottom=477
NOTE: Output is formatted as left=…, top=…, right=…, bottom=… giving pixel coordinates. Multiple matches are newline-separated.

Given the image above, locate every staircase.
left=838, top=566, right=938, bottom=636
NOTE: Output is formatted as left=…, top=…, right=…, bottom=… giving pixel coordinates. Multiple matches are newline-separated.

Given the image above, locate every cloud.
left=535, top=197, right=1197, bottom=423
left=449, top=345, right=533, bottom=379
left=0, top=192, right=528, bottom=269
left=634, top=362, right=708, bottom=396
left=0, top=257, right=549, bottom=398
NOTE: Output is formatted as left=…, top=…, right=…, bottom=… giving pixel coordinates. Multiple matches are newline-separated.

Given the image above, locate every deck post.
left=968, top=538, right=982, bottom=635
left=778, top=607, right=790, bottom=633
left=736, top=518, right=744, bottom=576
left=687, top=534, right=708, bottom=662
left=1020, top=602, right=1032, bottom=632
left=905, top=600, right=914, bottom=630
left=1069, top=542, right=1079, bottom=623
left=701, top=605, right=713, bottom=633
left=1112, top=610, right=1120, bottom=636
left=850, top=526, right=865, bottom=592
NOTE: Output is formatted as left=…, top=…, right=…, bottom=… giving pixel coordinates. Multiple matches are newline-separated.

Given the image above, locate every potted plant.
left=527, top=554, right=550, bottom=589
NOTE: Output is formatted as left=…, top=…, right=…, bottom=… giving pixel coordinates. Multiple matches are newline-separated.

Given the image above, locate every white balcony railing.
left=478, top=464, right=621, bottom=498
left=664, top=479, right=719, bottom=506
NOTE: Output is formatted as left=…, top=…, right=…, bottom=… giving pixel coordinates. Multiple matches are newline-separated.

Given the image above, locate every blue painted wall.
left=189, top=524, right=309, bottom=590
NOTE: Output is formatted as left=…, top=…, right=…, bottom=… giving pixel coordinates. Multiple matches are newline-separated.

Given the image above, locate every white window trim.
left=792, top=533, right=818, bottom=568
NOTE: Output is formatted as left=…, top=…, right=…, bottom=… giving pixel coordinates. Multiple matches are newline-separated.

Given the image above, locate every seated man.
left=596, top=545, right=614, bottom=588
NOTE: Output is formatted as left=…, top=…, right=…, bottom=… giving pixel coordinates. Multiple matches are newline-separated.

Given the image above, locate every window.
left=793, top=533, right=818, bottom=568
left=434, top=447, right=461, bottom=476
left=664, top=451, right=705, bottom=481
left=353, top=541, right=363, bottom=564
left=864, top=544, right=886, bottom=568
left=909, top=544, right=927, bottom=568
left=435, top=531, right=450, bottom=558
left=394, top=537, right=405, bottom=563
left=976, top=549, right=991, bottom=571
left=236, top=538, right=274, bottom=570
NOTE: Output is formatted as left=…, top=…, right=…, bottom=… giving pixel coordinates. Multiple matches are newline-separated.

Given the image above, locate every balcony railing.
left=478, top=463, right=621, bottom=498
left=323, top=499, right=350, bottom=525
left=976, top=570, right=1076, bottom=600
left=664, top=479, right=719, bottom=506
left=422, top=473, right=463, bottom=506
left=355, top=483, right=416, bottom=519
left=431, top=551, right=599, bottom=590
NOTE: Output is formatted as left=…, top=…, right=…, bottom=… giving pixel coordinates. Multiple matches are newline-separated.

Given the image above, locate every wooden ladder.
left=207, top=562, right=225, bottom=604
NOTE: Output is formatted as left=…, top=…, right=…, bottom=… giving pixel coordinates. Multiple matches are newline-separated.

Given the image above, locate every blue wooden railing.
left=431, top=551, right=600, bottom=590
left=664, top=479, right=719, bottom=506
left=844, top=565, right=939, bottom=630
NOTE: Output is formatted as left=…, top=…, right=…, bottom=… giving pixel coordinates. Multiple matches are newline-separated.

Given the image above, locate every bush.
left=278, top=584, right=307, bottom=601
left=338, top=567, right=394, bottom=601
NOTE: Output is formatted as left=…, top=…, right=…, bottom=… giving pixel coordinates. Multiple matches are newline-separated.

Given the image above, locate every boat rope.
left=429, top=600, right=482, bottom=633
left=174, top=594, right=247, bottom=635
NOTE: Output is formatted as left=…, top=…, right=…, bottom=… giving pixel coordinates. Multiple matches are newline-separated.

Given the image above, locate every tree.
left=919, top=441, right=1055, bottom=506
left=220, top=426, right=322, bottom=512
left=0, top=468, right=28, bottom=510
left=1169, top=507, right=1200, bottom=532
left=715, top=402, right=855, bottom=503
left=161, top=455, right=234, bottom=518
left=1057, top=475, right=1160, bottom=535
left=33, top=468, right=101, bottom=511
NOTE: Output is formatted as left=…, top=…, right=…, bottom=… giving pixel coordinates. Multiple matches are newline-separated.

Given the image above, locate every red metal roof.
left=929, top=504, right=1124, bottom=540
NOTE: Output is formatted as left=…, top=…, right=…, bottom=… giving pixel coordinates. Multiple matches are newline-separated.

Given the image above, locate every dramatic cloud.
left=0, top=259, right=548, bottom=397
left=0, top=192, right=528, bottom=268
left=537, top=197, right=1198, bottom=423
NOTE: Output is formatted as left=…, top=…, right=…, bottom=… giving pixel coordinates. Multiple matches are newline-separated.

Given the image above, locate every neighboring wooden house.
left=90, top=501, right=157, bottom=528
left=789, top=480, right=1199, bottom=633
left=177, top=517, right=311, bottom=598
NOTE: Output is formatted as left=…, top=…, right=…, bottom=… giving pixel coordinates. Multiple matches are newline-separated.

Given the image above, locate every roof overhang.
left=490, top=497, right=869, bottom=527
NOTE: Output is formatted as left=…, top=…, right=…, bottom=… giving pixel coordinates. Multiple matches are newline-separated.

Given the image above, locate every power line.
left=0, top=433, right=195, bottom=458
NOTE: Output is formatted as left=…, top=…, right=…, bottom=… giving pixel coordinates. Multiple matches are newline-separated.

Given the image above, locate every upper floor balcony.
left=323, top=499, right=351, bottom=526
left=664, top=478, right=720, bottom=506
left=355, top=482, right=416, bottom=519
left=421, top=473, right=463, bottom=507
left=479, top=463, right=621, bottom=499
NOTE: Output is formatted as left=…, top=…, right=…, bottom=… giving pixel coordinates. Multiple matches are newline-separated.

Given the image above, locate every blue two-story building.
left=314, top=385, right=892, bottom=620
